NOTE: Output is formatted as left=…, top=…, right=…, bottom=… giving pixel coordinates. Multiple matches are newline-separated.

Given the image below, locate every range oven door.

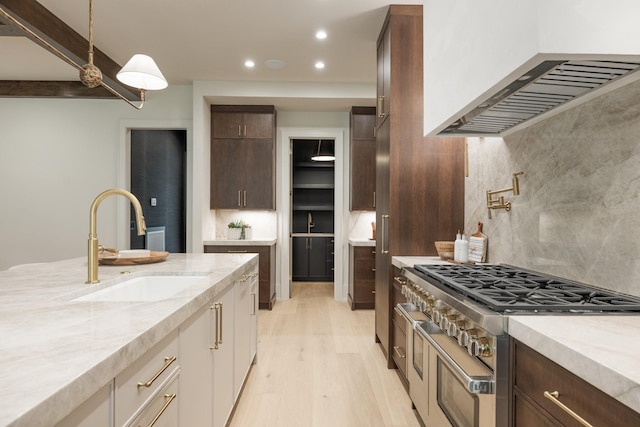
left=417, top=321, right=496, bottom=427
left=396, top=304, right=429, bottom=422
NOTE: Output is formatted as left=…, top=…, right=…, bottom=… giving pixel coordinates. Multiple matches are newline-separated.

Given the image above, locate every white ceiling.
left=1, top=0, right=424, bottom=111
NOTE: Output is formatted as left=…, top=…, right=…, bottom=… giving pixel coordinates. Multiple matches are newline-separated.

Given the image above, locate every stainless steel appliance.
left=399, top=263, right=640, bottom=427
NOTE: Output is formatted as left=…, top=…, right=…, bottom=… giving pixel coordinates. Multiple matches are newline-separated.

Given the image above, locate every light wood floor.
left=229, top=282, right=421, bottom=427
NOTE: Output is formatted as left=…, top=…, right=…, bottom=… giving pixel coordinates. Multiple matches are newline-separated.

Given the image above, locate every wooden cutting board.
left=468, top=222, right=487, bottom=263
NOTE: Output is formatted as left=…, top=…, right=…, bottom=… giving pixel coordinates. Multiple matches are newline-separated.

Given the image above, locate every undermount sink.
left=73, top=274, right=209, bottom=302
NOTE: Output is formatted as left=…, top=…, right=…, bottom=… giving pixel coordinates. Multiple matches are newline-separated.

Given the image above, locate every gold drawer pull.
left=544, top=391, right=593, bottom=427
left=393, top=345, right=406, bottom=359
left=228, top=250, right=248, bottom=253
left=137, top=356, right=176, bottom=388
left=145, top=393, right=177, bottom=427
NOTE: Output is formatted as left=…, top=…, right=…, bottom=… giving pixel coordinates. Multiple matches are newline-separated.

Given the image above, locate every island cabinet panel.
left=205, top=244, right=276, bottom=310
left=348, top=245, right=376, bottom=309
left=179, top=281, right=240, bottom=427
left=374, top=4, right=465, bottom=369
left=210, top=105, right=276, bottom=210
left=55, top=382, right=113, bottom=427
left=511, top=339, right=640, bottom=427
left=350, top=106, right=377, bottom=211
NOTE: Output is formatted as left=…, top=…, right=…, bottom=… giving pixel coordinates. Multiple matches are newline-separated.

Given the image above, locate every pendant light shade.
left=311, top=139, right=335, bottom=162
left=117, top=54, right=168, bottom=90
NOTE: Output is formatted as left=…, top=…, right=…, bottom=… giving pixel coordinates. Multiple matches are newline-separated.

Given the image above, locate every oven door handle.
left=418, top=325, right=495, bottom=394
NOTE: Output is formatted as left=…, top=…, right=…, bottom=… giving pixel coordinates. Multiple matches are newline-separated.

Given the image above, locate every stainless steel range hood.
left=438, top=59, right=640, bottom=136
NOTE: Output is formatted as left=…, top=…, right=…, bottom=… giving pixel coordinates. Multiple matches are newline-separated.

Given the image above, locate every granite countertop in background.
left=391, top=255, right=640, bottom=414
left=0, top=253, right=257, bottom=427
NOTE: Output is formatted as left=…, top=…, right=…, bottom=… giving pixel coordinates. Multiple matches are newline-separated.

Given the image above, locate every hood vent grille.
left=440, top=60, right=640, bottom=135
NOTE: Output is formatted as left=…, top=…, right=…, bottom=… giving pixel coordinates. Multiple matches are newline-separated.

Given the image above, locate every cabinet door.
left=234, top=271, right=253, bottom=399
left=212, top=112, right=243, bottom=138
left=243, top=138, right=274, bottom=209
left=352, top=111, right=376, bottom=139
left=211, top=138, right=244, bottom=208
left=292, top=237, right=309, bottom=279
left=308, top=237, right=328, bottom=280
left=350, top=138, right=376, bottom=210
left=179, top=305, right=213, bottom=426
left=376, top=26, right=391, bottom=127
left=212, top=287, right=235, bottom=427
left=375, top=119, right=391, bottom=363
left=244, top=113, right=274, bottom=138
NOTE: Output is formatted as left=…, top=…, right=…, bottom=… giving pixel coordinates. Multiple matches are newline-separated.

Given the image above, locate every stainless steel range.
left=398, top=263, right=640, bottom=427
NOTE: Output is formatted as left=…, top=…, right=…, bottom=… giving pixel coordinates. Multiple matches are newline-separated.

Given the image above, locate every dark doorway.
left=130, top=129, right=187, bottom=253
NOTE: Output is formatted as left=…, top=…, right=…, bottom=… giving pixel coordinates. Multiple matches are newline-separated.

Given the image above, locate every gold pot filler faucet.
left=87, top=189, right=147, bottom=284
left=486, top=172, right=524, bottom=219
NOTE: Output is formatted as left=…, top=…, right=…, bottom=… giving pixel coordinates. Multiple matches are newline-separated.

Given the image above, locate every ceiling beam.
left=0, top=80, right=115, bottom=98
left=0, top=0, right=140, bottom=100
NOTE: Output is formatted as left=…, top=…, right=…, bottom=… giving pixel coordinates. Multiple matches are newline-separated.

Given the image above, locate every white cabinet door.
left=212, top=286, right=235, bottom=427
left=179, top=303, right=213, bottom=426
left=250, top=276, right=258, bottom=362
left=233, top=272, right=252, bottom=399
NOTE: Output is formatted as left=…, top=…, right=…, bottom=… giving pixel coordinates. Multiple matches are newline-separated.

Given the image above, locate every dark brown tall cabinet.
left=374, top=5, right=465, bottom=369
left=210, top=105, right=276, bottom=210
left=350, top=107, right=376, bottom=211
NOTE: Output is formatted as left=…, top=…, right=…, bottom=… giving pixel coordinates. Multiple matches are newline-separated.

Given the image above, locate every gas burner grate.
left=413, top=264, right=640, bottom=313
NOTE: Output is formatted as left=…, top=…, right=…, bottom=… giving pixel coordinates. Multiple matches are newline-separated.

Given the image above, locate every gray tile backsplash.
left=465, top=77, right=640, bottom=297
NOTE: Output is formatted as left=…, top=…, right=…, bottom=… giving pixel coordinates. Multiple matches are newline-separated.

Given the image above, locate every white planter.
left=227, top=227, right=252, bottom=240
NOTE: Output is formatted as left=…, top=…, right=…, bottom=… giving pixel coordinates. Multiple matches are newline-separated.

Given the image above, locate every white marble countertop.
left=203, top=238, right=276, bottom=246
left=0, top=253, right=258, bottom=427
left=392, top=255, right=450, bottom=268
left=348, top=238, right=375, bottom=247
left=508, top=316, right=640, bottom=413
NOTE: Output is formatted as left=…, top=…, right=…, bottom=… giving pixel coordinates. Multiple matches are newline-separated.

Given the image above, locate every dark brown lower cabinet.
left=348, top=245, right=376, bottom=309
left=511, top=338, right=640, bottom=426
left=204, top=244, right=276, bottom=310
left=391, top=266, right=408, bottom=388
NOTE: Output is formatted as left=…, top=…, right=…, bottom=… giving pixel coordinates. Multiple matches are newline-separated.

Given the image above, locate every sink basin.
left=73, top=275, right=209, bottom=302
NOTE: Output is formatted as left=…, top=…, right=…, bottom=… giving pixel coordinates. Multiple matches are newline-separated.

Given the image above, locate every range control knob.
left=458, top=328, right=478, bottom=347
left=468, top=337, right=493, bottom=357
left=448, top=320, right=466, bottom=338
left=433, top=308, right=449, bottom=325
left=441, top=314, right=458, bottom=333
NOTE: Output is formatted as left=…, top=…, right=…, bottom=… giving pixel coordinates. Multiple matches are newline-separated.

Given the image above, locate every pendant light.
left=311, top=139, right=335, bottom=162
left=0, top=0, right=167, bottom=109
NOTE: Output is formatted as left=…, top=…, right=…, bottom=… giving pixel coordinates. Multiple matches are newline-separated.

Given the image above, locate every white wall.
left=0, top=86, right=192, bottom=271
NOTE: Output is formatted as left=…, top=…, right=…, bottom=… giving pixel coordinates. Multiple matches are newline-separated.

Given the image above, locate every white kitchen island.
left=0, top=253, right=258, bottom=427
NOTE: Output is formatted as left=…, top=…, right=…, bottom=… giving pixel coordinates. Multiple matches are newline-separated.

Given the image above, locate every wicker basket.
left=434, top=241, right=455, bottom=260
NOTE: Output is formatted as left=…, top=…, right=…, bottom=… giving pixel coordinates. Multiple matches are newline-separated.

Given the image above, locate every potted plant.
left=227, top=219, right=252, bottom=240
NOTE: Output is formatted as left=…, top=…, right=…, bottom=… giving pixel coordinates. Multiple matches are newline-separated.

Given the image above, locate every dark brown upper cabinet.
left=210, top=105, right=276, bottom=210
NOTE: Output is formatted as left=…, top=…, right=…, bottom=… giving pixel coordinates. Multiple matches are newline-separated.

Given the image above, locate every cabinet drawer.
left=353, top=246, right=375, bottom=260
left=392, top=319, right=407, bottom=378
left=116, top=330, right=179, bottom=426
left=513, top=339, right=640, bottom=426
left=127, top=373, right=178, bottom=427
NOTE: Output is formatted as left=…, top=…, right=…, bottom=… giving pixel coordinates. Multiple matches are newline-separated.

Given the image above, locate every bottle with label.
left=459, top=233, right=469, bottom=263
left=454, top=230, right=462, bottom=262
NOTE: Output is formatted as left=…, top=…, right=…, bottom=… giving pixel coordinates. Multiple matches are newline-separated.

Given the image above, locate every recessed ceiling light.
left=316, top=30, right=327, bottom=40
left=265, top=59, right=285, bottom=69
left=244, top=60, right=255, bottom=68
left=315, top=61, right=325, bottom=69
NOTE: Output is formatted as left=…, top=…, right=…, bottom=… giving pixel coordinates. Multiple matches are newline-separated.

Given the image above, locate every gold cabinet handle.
left=251, top=292, right=257, bottom=315
left=393, top=345, right=406, bottom=359
left=380, top=214, right=389, bottom=254
left=544, top=391, right=593, bottom=427
left=243, top=190, right=247, bottom=207
left=237, top=190, right=241, bottom=207
left=243, top=124, right=247, bottom=137
left=238, top=124, right=242, bottom=137
left=145, top=393, right=177, bottom=427
left=377, top=96, right=386, bottom=118
left=137, top=356, right=176, bottom=388
left=210, top=302, right=223, bottom=349
left=227, top=250, right=248, bottom=253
